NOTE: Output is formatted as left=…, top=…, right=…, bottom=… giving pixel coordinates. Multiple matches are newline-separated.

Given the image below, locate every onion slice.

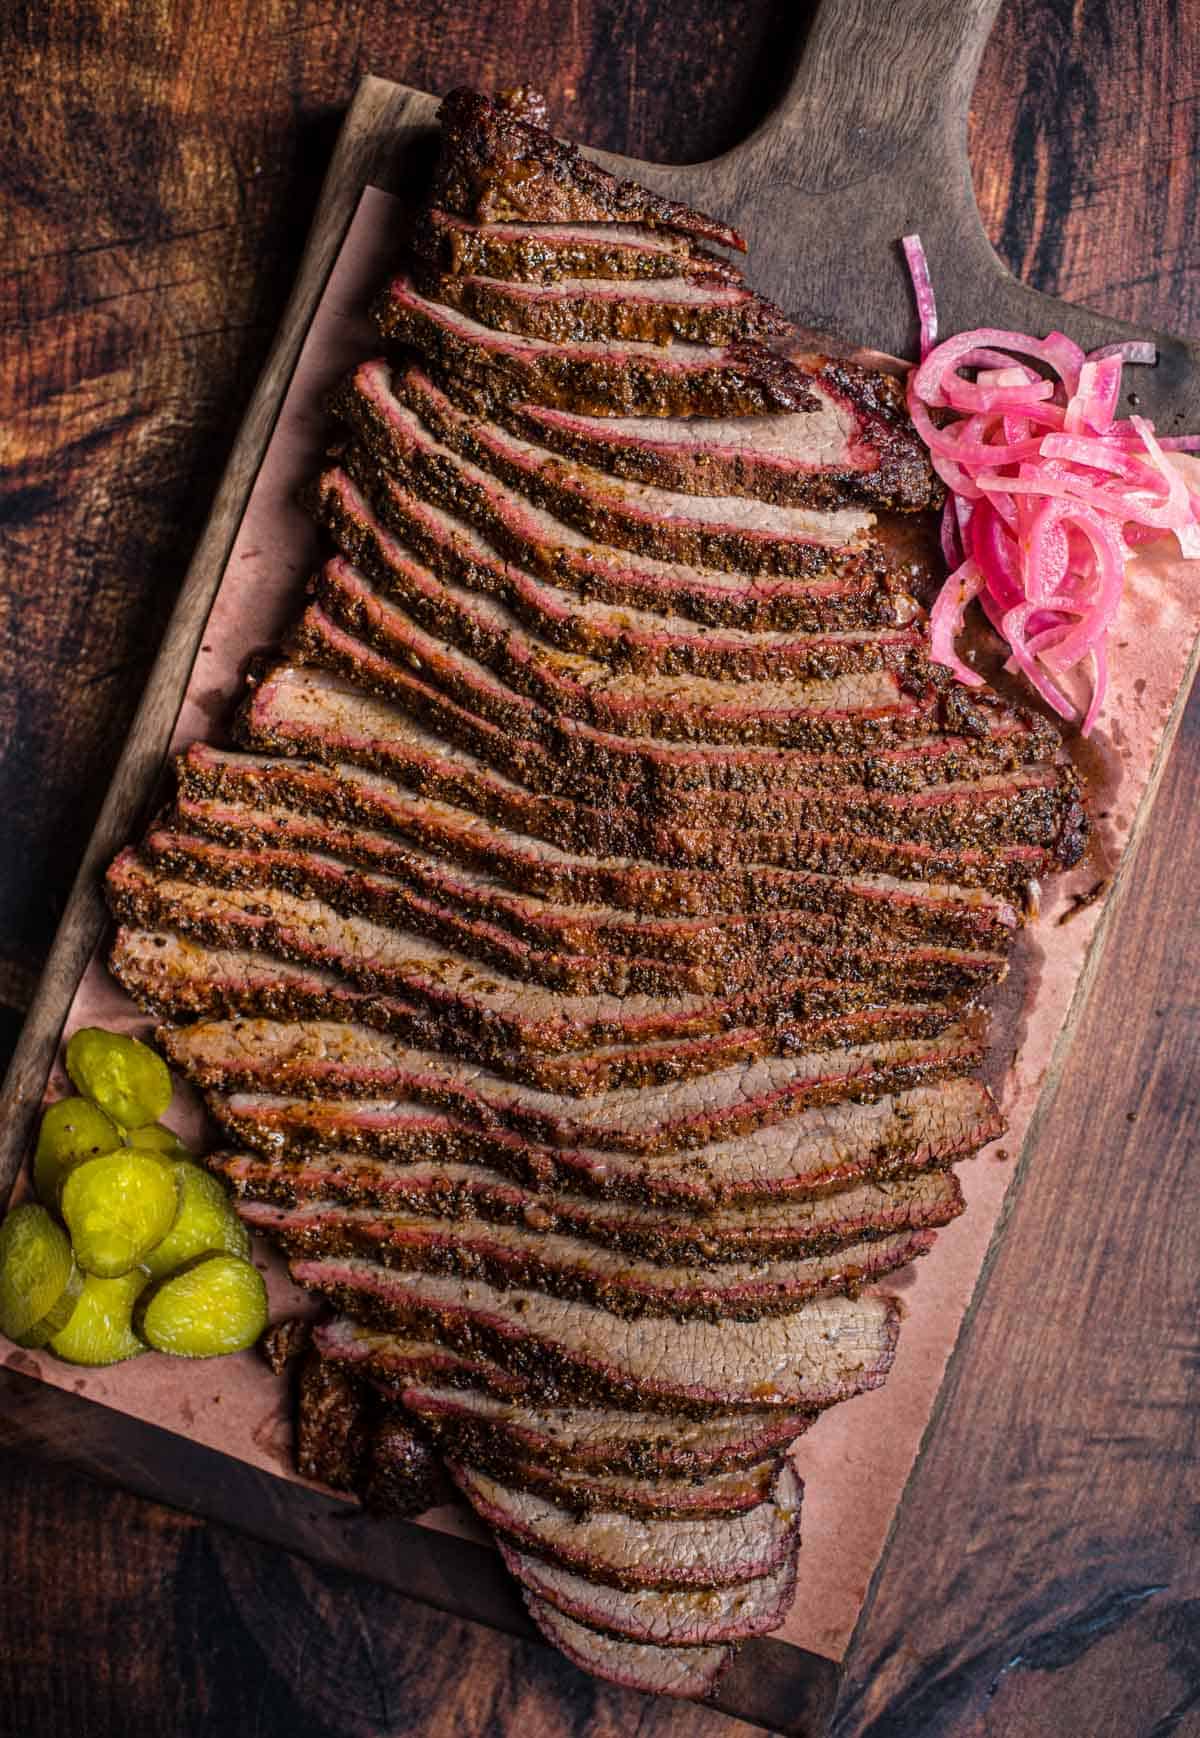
left=902, top=239, right=1200, bottom=735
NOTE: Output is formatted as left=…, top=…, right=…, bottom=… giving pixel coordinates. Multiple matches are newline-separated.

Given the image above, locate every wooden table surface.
left=2, top=3, right=1198, bottom=1734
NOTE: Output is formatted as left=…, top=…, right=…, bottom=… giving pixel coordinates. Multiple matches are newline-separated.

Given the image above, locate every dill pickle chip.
left=138, top=1253, right=268, bottom=1358
left=61, top=1150, right=180, bottom=1278
left=50, top=1267, right=149, bottom=1366
left=0, top=1203, right=83, bottom=1347
left=33, top=1097, right=122, bottom=1207
left=142, top=1163, right=251, bottom=1281
left=127, top=1123, right=193, bottom=1161
left=65, top=1027, right=172, bottom=1130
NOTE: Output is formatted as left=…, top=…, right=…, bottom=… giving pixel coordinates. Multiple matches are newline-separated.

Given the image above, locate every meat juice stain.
left=1069, top=723, right=1125, bottom=882
left=979, top=925, right=1044, bottom=1105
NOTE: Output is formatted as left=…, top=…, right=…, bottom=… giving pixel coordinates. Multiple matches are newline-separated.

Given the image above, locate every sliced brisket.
left=384, top=1378, right=814, bottom=1479
left=379, top=363, right=891, bottom=579
left=431, top=88, right=746, bottom=251
left=246, top=655, right=1074, bottom=889
left=209, top=1075, right=1002, bottom=1205
left=142, top=825, right=1006, bottom=1001
left=491, top=1455, right=781, bottom=1519
left=237, top=1197, right=936, bottom=1319
left=312, top=461, right=932, bottom=685
left=286, top=1262, right=902, bottom=1414
left=526, top=1600, right=733, bottom=1699
left=113, top=927, right=959, bottom=1097
left=417, top=269, right=786, bottom=347
left=335, top=362, right=919, bottom=633
left=449, top=1457, right=802, bottom=1589
left=213, top=1152, right=965, bottom=1264
left=156, top=797, right=1011, bottom=981
left=177, top=745, right=1023, bottom=945
left=342, top=359, right=892, bottom=580
left=412, top=207, right=741, bottom=285
left=162, top=1018, right=987, bottom=1154
left=507, top=1540, right=797, bottom=1645
left=373, top=274, right=817, bottom=419
left=498, top=363, right=940, bottom=512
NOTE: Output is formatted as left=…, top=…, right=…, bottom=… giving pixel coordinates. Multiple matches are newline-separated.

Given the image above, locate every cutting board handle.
left=658, top=0, right=1199, bottom=425
left=732, top=0, right=1001, bottom=199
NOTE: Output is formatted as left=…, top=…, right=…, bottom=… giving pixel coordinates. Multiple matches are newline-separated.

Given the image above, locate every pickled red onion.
left=901, top=233, right=1200, bottom=734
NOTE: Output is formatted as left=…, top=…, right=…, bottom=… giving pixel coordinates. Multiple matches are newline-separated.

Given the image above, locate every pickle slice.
left=138, top=1253, right=268, bottom=1358
left=65, top=1028, right=172, bottom=1130
left=0, top=1203, right=83, bottom=1347
left=142, top=1163, right=251, bottom=1281
left=50, top=1267, right=149, bottom=1366
left=33, top=1097, right=122, bottom=1207
left=127, top=1122, right=192, bottom=1160
left=61, top=1150, right=180, bottom=1278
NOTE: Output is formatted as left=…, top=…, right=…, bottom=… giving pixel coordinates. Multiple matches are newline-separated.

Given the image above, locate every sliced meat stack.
left=104, top=87, right=1087, bottom=1702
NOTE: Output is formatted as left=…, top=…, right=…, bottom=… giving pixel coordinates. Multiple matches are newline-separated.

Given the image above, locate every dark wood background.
left=2, top=3, right=1198, bottom=1735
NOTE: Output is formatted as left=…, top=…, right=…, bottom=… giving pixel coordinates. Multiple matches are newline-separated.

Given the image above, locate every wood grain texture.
left=1, top=0, right=1199, bottom=1734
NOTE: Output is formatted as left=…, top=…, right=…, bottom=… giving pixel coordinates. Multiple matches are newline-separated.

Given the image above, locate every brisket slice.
left=141, top=826, right=1005, bottom=1001
left=489, top=1456, right=781, bottom=1519
left=383, top=1382, right=813, bottom=1480
left=372, top=274, right=815, bottom=419
left=307, top=555, right=1081, bottom=856
left=159, top=796, right=1011, bottom=979
left=526, top=1600, right=733, bottom=1699
left=210, top=1076, right=1002, bottom=1205
left=315, top=1320, right=815, bottom=1474
left=417, top=269, right=786, bottom=347
left=448, top=1457, right=802, bottom=1589
left=432, top=88, right=746, bottom=251
left=213, top=1153, right=965, bottom=1264
left=314, top=461, right=933, bottom=686
left=162, top=1018, right=986, bottom=1154
left=506, top=1540, right=797, bottom=1645
left=334, top=362, right=917, bottom=632
left=286, top=1262, right=901, bottom=1414
left=251, top=655, right=1074, bottom=890
left=113, top=865, right=976, bottom=1058
left=303, top=560, right=948, bottom=757
left=344, top=359, right=892, bottom=583
left=413, top=207, right=742, bottom=286
left=113, top=929, right=956, bottom=1098
left=237, top=1197, right=936, bottom=1319
left=177, top=746, right=1023, bottom=944
left=380, top=363, right=889, bottom=580
left=500, top=365, right=939, bottom=513
left=281, top=589, right=1054, bottom=819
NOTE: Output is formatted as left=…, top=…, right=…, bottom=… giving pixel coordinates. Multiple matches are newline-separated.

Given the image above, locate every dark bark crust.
left=432, top=87, right=747, bottom=251
left=412, top=206, right=743, bottom=286
left=413, top=267, right=788, bottom=348
left=372, top=279, right=819, bottom=420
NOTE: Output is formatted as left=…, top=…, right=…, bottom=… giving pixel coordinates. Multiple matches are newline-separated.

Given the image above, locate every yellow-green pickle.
left=142, top=1163, right=251, bottom=1281
left=33, top=1096, right=122, bottom=1206
left=50, top=1267, right=150, bottom=1366
left=61, top=1149, right=180, bottom=1278
left=126, top=1122, right=193, bottom=1160
left=65, top=1027, right=172, bottom=1129
left=138, top=1252, right=268, bottom=1357
left=0, top=1202, right=83, bottom=1347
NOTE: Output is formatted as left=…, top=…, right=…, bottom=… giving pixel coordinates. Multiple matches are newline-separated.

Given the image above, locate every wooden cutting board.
left=3, top=5, right=1200, bottom=1732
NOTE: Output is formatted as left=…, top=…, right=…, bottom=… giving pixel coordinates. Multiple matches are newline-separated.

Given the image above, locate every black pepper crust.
left=431, top=87, right=747, bottom=252
left=372, top=280, right=818, bottom=420
left=411, top=267, right=790, bottom=350
left=174, top=747, right=1024, bottom=945
left=411, top=205, right=745, bottom=287
left=482, top=357, right=943, bottom=515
